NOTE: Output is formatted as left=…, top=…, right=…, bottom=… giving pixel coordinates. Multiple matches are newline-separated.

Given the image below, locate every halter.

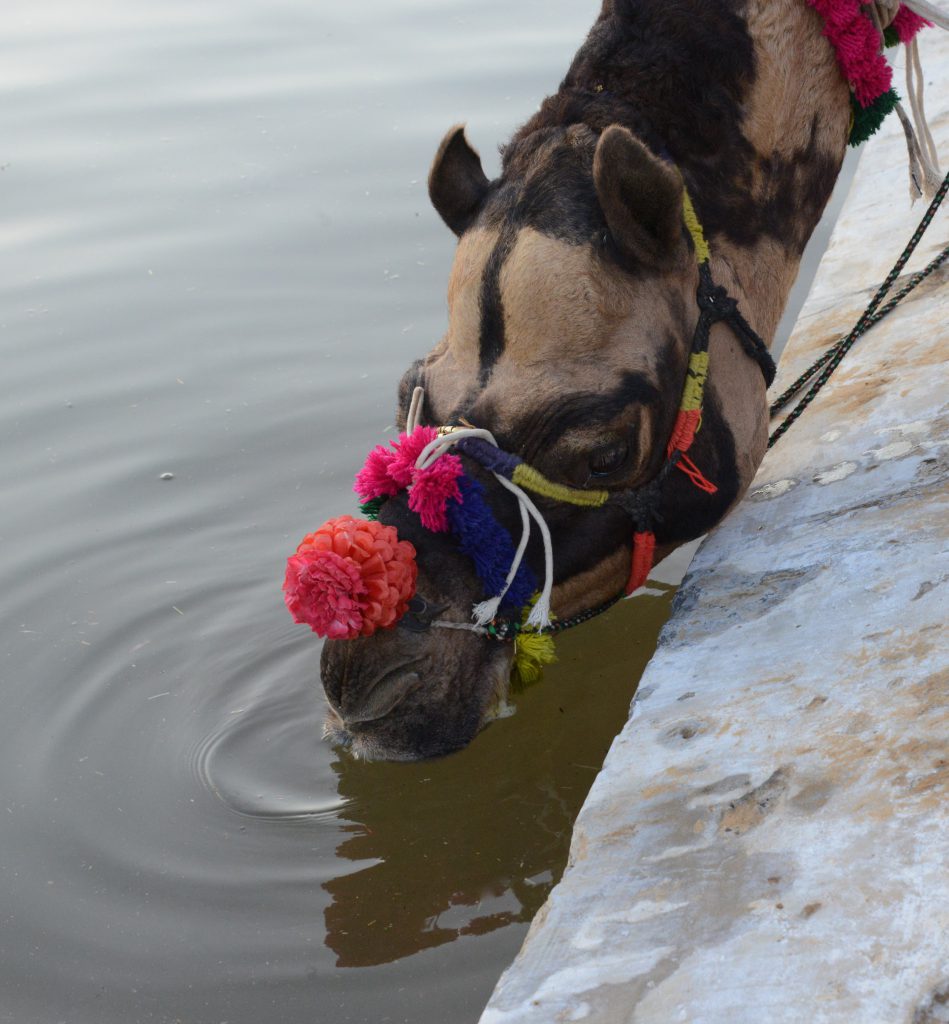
left=284, top=187, right=775, bottom=662
left=396, top=188, right=775, bottom=641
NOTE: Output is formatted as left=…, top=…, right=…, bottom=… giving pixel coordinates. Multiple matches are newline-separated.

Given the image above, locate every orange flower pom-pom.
left=283, top=515, right=417, bottom=639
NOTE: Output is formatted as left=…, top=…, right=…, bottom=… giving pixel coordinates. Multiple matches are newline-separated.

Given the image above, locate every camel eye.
left=588, top=438, right=630, bottom=477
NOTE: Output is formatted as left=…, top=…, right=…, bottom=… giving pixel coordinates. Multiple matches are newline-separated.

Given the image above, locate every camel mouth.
left=320, top=639, right=514, bottom=762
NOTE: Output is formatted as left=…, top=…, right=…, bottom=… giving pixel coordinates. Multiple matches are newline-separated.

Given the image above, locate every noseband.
left=284, top=188, right=775, bottom=664
left=393, top=189, right=775, bottom=641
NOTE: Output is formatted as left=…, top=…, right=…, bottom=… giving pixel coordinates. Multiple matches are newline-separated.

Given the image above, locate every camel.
left=299, top=0, right=920, bottom=760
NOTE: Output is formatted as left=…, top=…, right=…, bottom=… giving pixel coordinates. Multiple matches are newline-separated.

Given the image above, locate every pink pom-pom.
left=386, top=426, right=438, bottom=489
left=407, top=455, right=463, bottom=533
left=807, top=0, right=893, bottom=107
left=893, top=5, right=930, bottom=44
left=284, top=515, right=417, bottom=639
left=353, top=425, right=439, bottom=501
left=354, top=444, right=400, bottom=502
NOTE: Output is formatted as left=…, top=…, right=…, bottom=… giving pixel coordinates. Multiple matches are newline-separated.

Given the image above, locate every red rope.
left=675, top=453, right=718, bottom=494
left=626, top=531, right=655, bottom=594
left=666, top=409, right=702, bottom=456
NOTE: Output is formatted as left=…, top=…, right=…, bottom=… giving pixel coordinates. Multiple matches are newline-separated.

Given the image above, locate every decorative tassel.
left=407, top=455, right=463, bottom=532
left=892, top=5, right=931, bottom=42
left=472, top=595, right=502, bottom=627
left=353, top=425, right=439, bottom=503
left=525, top=590, right=553, bottom=629
left=359, top=496, right=385, bottom=520
left=626, top=531, right=655, bottom=595
left=849, top=88, right=899, bottom=146
left=284, top=516, right=417, bottom=638
left=511, top=629, right=557, bottom=690
left=446, top=477, right=536, bottom=612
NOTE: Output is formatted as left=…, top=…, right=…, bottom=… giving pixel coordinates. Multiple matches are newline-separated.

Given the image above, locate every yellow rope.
left=681, top=187, right=710, bottom=264
left=679, top=351, right=709, bottom=412
left=512, top=464, right=610, bottom=508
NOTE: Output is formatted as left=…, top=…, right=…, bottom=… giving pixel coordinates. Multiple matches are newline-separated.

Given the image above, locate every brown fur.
left=593, top=125, right=688, bottom=270
left=321, top=0, right=852, bottom=760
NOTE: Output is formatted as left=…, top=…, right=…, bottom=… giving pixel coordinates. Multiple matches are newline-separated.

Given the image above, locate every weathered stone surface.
left=480, top=31, right=949, bottom=1024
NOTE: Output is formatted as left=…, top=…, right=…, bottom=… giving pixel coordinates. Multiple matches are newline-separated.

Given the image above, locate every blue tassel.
left=446, top=477, right=536, bottom=611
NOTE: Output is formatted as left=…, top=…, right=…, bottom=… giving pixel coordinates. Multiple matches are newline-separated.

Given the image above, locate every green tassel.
left=883, top=26, right=900, bottom=48
left=359, top=496, right=385, bottom=520
left=507, top=593, right=558, bottom=690
left=849, top=89, right=899, bottom=147
left=511, top=629, right=557, bottom=691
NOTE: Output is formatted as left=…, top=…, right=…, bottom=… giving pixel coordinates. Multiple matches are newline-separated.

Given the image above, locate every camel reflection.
left=323, top=586, right=674, bottom=967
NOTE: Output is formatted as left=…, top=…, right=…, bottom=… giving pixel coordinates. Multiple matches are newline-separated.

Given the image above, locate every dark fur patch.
left=429, top=126, right=492, bottom=235
left=489, top=0, right=838, bottom=257
left=652, top=385, right=741, bottom=544
left=478, top=226, right=517, bottom=382
left=689, top=114, right=842, bottom=252
left=501, top=371, right=662, bottom=464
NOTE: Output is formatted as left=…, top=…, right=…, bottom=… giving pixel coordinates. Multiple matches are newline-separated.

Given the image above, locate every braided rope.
left=409, top=192, right=775, bottom=642
left=512, top=464, right=610, bottom=508
left=769, top=169, right=949, bottom=447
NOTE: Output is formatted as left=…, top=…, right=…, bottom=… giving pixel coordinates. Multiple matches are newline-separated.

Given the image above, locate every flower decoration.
left=284, top=515, right=417, bottom=639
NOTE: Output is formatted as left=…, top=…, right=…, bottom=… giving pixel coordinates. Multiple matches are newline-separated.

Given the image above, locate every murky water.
left=0, top=2, right=851, bottom=1021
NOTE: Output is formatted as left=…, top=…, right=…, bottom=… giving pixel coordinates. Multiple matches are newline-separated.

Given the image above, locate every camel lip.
left=320, top=647, right=515, bottom=762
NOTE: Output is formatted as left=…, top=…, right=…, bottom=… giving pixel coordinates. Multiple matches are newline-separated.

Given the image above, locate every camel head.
left=303, top=123, right=766, bottom=760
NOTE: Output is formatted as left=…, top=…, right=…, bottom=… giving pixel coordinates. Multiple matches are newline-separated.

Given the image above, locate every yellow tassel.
left=511, top=629, right=557, bottom=690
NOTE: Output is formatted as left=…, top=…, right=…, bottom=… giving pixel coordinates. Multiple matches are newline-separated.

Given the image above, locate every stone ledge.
left=480, top=29, right=949, bottom=1024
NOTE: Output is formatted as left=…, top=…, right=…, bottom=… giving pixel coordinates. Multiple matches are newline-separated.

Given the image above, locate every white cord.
left=407, top=388, right=556, bottom=628
left=494, top=476, right=554, bottom=628
left=431, top=620, right=489, bottom=635
left=415, top=427, right=499, bottom=470
left=472, top=498, right=531, bottom=625
left=406, top=385, right=424, bottom=434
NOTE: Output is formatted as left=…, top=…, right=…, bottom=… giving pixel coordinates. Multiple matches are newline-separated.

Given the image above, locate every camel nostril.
left=342, top=669, right=422, bottom=727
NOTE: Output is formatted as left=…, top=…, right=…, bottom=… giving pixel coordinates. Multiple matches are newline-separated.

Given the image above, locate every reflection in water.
left=322, top=585, right=675, bottom=967
left=0, top=0, right=847, bottom=1017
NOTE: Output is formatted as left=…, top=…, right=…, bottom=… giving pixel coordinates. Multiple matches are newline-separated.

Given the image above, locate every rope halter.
left=283, top=187, right=775, bottom=648
left=408, top=396, right=561, bottom=631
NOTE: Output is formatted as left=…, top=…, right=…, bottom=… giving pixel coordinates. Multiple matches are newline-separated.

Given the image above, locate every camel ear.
left=428, top=125, right=490, bottom=235
left=593, top=125, right=686, bottom=270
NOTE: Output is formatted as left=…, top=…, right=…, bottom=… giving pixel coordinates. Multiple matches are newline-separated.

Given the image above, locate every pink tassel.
left=408, top=455, right=463, bottom=533
left=893, top=5, right=930, bottom=44
left=386, top=426, right=438, bottom=489
left=354, top=444, right=399, bottom=501
left=353, top=425, right=439, bottom=501
left=806, top=0, right=893, bottom=107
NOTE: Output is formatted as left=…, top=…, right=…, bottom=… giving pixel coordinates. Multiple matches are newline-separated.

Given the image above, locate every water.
left=0, top=2, right=852, bottom=1021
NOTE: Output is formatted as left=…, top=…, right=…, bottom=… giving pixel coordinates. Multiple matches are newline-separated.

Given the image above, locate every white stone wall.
left=480, top=29, right=949, bottom=1024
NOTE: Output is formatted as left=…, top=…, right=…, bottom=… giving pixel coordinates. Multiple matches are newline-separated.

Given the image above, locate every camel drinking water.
left=287, top=0, right=932, bottom=760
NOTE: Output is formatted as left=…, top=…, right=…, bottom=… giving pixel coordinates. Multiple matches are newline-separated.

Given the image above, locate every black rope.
left=769, top=170, right=949, bottom=448
left=696, top=263, right=777, bottom=386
